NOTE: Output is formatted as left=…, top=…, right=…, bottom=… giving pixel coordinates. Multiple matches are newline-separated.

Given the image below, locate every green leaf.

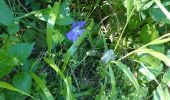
left=150, top=1, right=170, bottom=24
left=31, top=72, right=54, bottom=100
left=4, top=91, right=25, bottom=100
left=7, top=20, right=19, bottom=35
left=115, top=61, right=140, bottom=90
left=140, top=24, right=159, bottom=44
left=127, top=14, right=141, bottom=29
left=22, top=29, right=36, bottom=43
left=108, top=66, right=116, bottom=99
left=149, top=38, right=170, bottom=45
left=126, top=0, right=134, bottom=20
left=0, top=93, right=5, bottom=100
left=56, top=0, right=74, bottom=25
left=138, top=54, right=163, bottom=76
left=8, top=42, right=35, bottom=62
left=34, top=8, right=51, bottom=21
left=137, top=60, right=159, bottom=81
left=12, top=72, right=32, bottom=94
left=64, top=77, right=75, bottom=100
left=142, top=1, right=154, bottom=10
left=149, top=44, right=165, bottom=54
left=153, top=85, right=165, bottom=100
left=52, top=29, right=64, bottom=47
left=0, top=49, right=16, bottom=78
left=47, top=2, right=60, bottom=54
left=0, top=81, right=32, bottom=98
left=0, top=0, right=14, bottom=26
left=164, top=87, right=170, bottom=100
left=153, top=0, right=170, bottom=22
left=44, top=58, right=75, bottom=100
left=44, top=58, right=65, bottom=79
left=139, top=65, right=156, bottom=81
left=139, top=54, right=160, bottom=66
left=162, top=68, right=170, bottom=86
left=138, top=49, right=170, bottom=67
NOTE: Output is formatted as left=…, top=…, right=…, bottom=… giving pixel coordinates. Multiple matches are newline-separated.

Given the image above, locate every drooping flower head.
left=66, top=21, right=86, bottom=42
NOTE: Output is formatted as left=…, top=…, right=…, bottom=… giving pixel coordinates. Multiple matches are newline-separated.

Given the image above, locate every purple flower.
left=66, top=21, right=86, bottom=42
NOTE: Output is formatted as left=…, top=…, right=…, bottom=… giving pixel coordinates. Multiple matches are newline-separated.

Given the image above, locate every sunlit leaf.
left=153, top=85, right=165, bottom=100
left=138, top=49, right=170, bottom=67
left=47, top=2, right=60, bottom=54
left=0, top=81, right=32, bottom=98
left=31, top=72, right=54, bottom=100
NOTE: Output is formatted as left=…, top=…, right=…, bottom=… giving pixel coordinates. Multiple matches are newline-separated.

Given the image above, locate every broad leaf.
left=138, top=49, right=170, bottom=67
left=150, top=1, right=170, bottom=24
left=12, top=72, right=32, bottom=94
left=8, top=42, right=35, bottom=62
left=7, top=20, right=19, bottom=35
left=140, top=24, right=159, bottom=44
left=138, top=54, right=163, bottom=76
left=0, top=49, right=16, bottom=78
left=0, top=0, right=14, bottom=26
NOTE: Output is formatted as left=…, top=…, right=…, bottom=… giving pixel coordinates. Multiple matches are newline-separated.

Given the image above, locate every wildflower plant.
left=1, top=0, right=170, bottom=100
left=66, top=21, right=86, bottom=42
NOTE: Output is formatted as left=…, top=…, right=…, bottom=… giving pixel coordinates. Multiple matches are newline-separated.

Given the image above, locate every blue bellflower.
left=66, top=21, right=86, bottom=42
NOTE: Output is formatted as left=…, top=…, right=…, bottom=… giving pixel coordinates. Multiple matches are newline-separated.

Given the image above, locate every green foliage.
left=0, top=0, right=14, bottom=26
left=12, top=72, right=32, bottom=94
left=8, top=43, right=35, bottom=62
left=1, top=0, right=170, bottom=99
left=140, top=23, right=159, bottom=44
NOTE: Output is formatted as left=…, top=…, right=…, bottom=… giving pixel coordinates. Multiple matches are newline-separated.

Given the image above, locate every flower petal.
left=72, top=34, right=78, bottom=42
left=77, top=21, right=86, bottom=28
left=76, top=29, right=85, bottom=36
left=66, top=30, right=75, bottom=40
left=71, top=22, right=77, bottom=29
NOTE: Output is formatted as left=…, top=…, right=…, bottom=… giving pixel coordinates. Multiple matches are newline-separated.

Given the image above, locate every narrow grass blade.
left=0, top=81, right=33, bottom=98
left=47, top=2, right=60, bottom=54
left=153, top=85, right=166, bottom=100
left=61, top=20, right=94, bottom=72
left=108, top=65, right=116, bottom=99
left=44, top=58, right=75, bottom=100
left=149, top=38, right=170, bottom=45
left=64, top=77, right=75, bottom=100
left=15, top=8, right=50, bottom=20
left=126, top=0, right=134, bottom=21
left=165, top=87, right=170, bottom=100
left=31, top=72, right=54, bottom=100
left=137, top=49, right=170, bottom=67
left=135, top=60, right=157, bottom=82
left=115, top=61, right=140, bottom=90
left=44, top=58, right=65, bottom=79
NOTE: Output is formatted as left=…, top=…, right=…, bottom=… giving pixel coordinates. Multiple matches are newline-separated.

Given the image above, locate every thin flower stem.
left=114, top=8, right=135, bottom=52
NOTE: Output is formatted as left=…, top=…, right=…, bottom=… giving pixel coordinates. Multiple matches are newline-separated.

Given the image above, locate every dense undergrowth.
left=1, top=0, right=170, bottom=100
